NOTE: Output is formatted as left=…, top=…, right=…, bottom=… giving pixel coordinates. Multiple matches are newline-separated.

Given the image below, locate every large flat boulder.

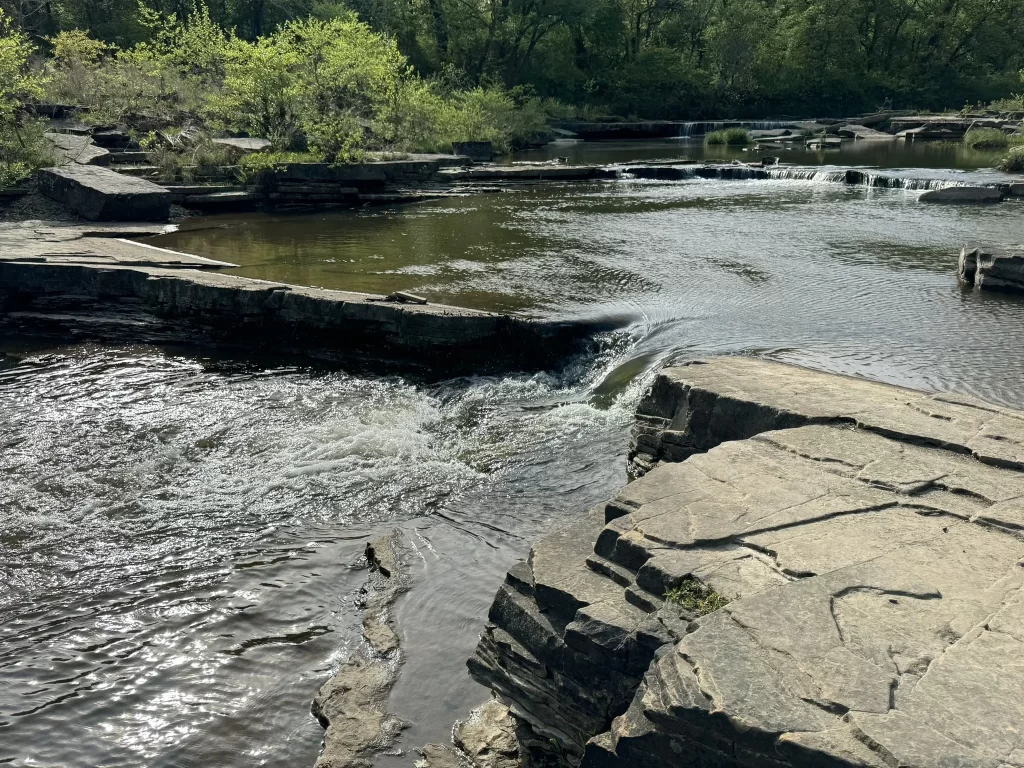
left=472, top=358, right=1024, bottom=768
left=36, top=166, right=171, bottom=221
left=919, top=185, right=1003, bottom=203
left=44, top=132, right=111, bottom=166
left=836, top=124, right=893, bottom=140
left=630, top=356, right=1024, bottom=474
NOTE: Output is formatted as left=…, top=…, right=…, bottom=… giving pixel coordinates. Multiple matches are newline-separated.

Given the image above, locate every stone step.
left=36, top=165, right=171, bottom=221
left=181, top=190, right=261, bottom=210
left=109, top=151, right=150, bottom=164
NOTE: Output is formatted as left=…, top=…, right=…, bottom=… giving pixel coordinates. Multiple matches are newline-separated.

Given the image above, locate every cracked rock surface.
left=470, top=358, right=1024, bottom=767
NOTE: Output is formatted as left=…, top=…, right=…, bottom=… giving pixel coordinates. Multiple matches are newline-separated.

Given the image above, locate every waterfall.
left=626, top=164, right=973, bottom=191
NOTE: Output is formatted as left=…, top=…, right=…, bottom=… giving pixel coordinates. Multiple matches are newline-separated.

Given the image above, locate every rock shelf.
left=0, top=223, right=600, bottom=373
left=470, top=358, right=1024, bottom=767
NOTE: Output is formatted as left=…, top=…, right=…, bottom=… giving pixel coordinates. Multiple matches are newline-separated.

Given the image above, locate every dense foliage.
left=1, top=0, right=1023, bottom=184
left=6, top=0, right=1024, bottom=119
left=0, top=9, right=50, bottom=185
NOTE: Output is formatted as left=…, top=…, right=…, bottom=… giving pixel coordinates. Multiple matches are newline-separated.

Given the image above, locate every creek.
left=1, top=139, right=1023, bottom=767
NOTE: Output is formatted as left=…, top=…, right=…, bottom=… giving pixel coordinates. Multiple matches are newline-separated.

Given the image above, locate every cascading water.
left=677, top=120, right=795, bottom=137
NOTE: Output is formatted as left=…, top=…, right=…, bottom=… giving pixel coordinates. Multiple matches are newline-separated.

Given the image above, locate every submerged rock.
left=919, top=186, right=1003, bottom=203
left=959, top=246, right=1024, bottom=293
left=471, top=358, right=1024, bottom=768
left=312, top=530, right=409, bottom=768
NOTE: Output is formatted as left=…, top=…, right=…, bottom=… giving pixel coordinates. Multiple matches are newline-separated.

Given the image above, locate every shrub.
left=704, top=128, right=753, bottom=146
left=1, top=10, right=51, bottom=187
left=384, top=82, right=552, bottom=154
left=963, top=127, right=1009, bottom=149
left=998, top=145, right=1024, bottom=172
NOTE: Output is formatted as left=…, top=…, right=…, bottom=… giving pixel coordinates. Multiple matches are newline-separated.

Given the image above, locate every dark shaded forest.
left=7, top=0, right=1024, bottom=118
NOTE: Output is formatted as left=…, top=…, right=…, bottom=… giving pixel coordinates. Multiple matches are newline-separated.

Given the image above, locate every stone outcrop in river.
left=470, top=357, right=1024, bottom=767
left=959, top=246, right=1024, bottom=293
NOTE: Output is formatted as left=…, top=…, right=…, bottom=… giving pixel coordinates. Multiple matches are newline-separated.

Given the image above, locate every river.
left=1, top=139, right=1023, bottom=766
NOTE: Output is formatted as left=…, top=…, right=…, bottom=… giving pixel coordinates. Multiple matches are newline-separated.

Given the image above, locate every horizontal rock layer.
left=37, top=165, right=171, bottom=221
left=0, top=235, right=601, bottom=373
left=471, top=358, right=1024, bottom=768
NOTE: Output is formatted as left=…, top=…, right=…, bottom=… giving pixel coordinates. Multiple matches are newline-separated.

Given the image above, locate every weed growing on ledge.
left=664, top=580, right=730, bottom=616
left=704, top=128, right=752, bottom=146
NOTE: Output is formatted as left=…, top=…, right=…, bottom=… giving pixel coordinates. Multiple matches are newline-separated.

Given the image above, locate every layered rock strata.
left=959, top=246, right=1024, bottom=293
left=470, top=358, right=1024, bottom=767
left=0, top=226, right=598, bottom=373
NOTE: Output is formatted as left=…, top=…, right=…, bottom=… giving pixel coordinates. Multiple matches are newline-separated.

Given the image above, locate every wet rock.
left=453, top=700, right=523, bottom=768
left=416, top=744, right=468, bottom=768
left=804, top=137, right=842, bottom=149
left=1008, top=182, right=1024, bottom=197
left=919, top=185, right=1003, bottom=203
left=472, top=358, right=1024, bottom=768
left=312, top=530, right=409, bottom=768
left=959, top=246, right=1024, bottom=293
left=36, top=166, right=171, bottom=221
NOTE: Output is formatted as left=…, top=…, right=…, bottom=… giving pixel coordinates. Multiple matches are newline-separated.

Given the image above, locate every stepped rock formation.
left=469, top=358, right=1024, bottom=767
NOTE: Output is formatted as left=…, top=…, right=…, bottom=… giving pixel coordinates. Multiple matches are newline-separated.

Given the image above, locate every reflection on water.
left=4, top=140, right=1024, bottom=766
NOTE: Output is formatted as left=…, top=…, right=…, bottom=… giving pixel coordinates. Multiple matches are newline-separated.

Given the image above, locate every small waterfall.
left=767, top=168, right=847, bottom=183
left=626, top=163, right=976, bottom=191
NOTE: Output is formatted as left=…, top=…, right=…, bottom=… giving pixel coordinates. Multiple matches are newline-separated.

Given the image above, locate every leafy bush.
left=998, top=145, right=1024, bottom=172
left=704, top=128, right=753, bottom=146
left=1, top=10, right=51, bottom=187
left=964, top=127, right=1010, bottom=149
left=205, top=16, right=405, bottom=162
left=385, top=83, right=551, bottom=154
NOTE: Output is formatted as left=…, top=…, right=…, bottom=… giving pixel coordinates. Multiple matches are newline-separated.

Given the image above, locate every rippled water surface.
left=3, top=140, right=1024, bottom=767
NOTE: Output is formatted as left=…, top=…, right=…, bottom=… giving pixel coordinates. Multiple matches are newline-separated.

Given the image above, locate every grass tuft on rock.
left=664, top=579, right=730, bottom=616
left=998, top=145, right=1024, bottom=172
left=704, top=128, right=753, bottom=146
left=963, top=127, right=1011, bottom=149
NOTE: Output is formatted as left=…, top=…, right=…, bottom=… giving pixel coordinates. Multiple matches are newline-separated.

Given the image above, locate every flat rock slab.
left=919, top=185, right=1003, bottom=203
left=210, top=137, right=272, bottom=153
left=473, top=359, right=1024, bottom=768
left=630, top=356, right=1024, bottom=473
left=837, top=124, right=894, bottom=140
left=591, top=422, right=1024, bottom=768
left=44, top=132, right=111, bottom=166
left=37, top=166, right=171, bottom=221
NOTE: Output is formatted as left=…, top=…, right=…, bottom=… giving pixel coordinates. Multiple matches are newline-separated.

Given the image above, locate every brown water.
left=2, top=139, right=1024, bottom=767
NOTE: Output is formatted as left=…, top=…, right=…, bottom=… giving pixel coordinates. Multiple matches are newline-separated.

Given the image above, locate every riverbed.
left=2, top=139, right=1023, bottom=767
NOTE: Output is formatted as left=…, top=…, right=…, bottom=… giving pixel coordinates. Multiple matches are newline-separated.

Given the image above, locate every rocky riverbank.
left=469, top=357, right=1024, bottom=767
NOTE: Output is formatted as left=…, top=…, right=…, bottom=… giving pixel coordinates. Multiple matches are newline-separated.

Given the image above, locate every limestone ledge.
left=470, top=358, right=1024, bottom=768
left=630, top=357, right=1024, bottom=475
left=0, top=224, right=596, bottom=373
